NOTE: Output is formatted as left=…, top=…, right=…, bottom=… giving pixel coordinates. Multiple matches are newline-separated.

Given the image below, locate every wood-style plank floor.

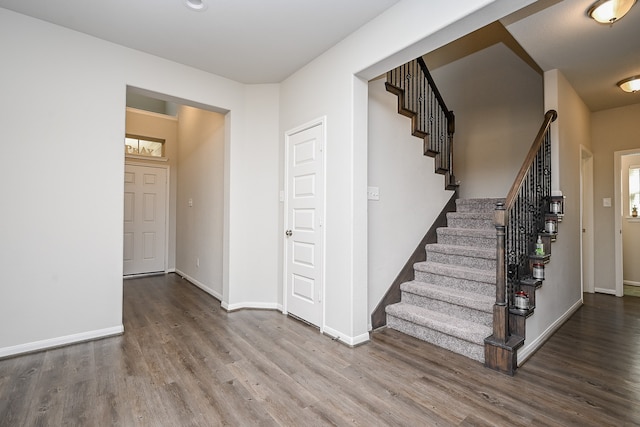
left=1, top=274, right=639, bottom=426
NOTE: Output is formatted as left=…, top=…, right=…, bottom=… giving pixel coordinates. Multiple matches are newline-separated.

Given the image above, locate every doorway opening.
left=614, top=149, right=640, bottom=298
left=124, top=86, right=229, bottom=301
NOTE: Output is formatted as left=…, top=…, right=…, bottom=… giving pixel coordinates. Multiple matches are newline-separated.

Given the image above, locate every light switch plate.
left=603, top=198, right=611, bottom=207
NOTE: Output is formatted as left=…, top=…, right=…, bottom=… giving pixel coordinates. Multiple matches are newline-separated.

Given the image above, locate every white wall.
left=0, top=8, right=278, bottom=356
left=431, top=43, right=543, bottom=199
left=175, top=106, right=225, bottom=298
left=591, top=103, right=640, bottom=293
left=518, top=69, right=590, bottom=363
left=125, top=108, right=178, bottom=271
left=0, top=0, right=540, bottom=355
left=226, top=84, right=280, bottom=310
left=280, top=0, right=538, bottom=344
left=367, top=77, right=454, bottom=323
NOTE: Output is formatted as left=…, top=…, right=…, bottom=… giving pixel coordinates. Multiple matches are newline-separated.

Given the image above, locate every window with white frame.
left=629, top=166, right=640, bottom=216
left=125, top=134, right=165, bottom=158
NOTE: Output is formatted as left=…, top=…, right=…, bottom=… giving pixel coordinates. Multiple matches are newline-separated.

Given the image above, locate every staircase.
left=381, top=56, right=559, bottom=373
left=385, top=198, right=501, bottom=363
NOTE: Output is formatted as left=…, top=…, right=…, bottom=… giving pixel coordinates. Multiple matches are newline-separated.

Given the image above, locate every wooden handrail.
left=485, top=110, right=557, bottom=375
left=385, top=57, right=457, bottom=190
left=504, top=110, right=557, bottom=211
left=416, top=57, right=455, bottom=127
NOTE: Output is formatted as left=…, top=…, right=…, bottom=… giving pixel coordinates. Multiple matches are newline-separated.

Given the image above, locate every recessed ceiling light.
left=184, top=0, right=208, bottom=12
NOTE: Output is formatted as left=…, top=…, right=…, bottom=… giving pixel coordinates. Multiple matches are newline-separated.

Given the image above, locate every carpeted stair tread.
left=426, top=243, right=496, bottom=260
left=436, top=227, right=497, bottom=249
left=437, top=227, right=496, bottom=238
left=414, top=261, right=496, bottom=283
left=386, top=302, right=491, bottom=345
left=401, top=280, right=493, bottom=313
left=446, top=212, right=494, bottom=230
left=455, top=198, right=505, bottom=213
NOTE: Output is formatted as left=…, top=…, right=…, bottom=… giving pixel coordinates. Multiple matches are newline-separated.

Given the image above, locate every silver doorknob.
left=285, top=230, right=292, bottom=237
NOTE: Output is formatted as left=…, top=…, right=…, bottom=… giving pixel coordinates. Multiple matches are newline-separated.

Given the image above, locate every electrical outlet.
left=367, top=186, right=380, bottom=201
left=196, top=257, right=199, bottom=267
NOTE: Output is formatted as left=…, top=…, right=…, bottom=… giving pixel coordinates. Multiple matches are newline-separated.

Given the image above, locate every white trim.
left=517, top=298, right=582, bottom=366
left=322, top=326, right=370, bottom=347
left=0, top=326, right=124, bottom=359
left=580, top=145, right=595, bottom=294
left=125, top=154, right=168, bottom=162
left=126, top=106, right=177, bottom=121
left=283, top=117, right=327, bottom=333
left=175, top=269, right=223, bottom=301
left=614, top=149, right=640, bottom=297
left=623, top=280, right=640, bottom=286
left=123, top=271, right=165, bottom=279
left=595, top=287, right=617, bottom=295
left=222, top=302, right=282, bottom=312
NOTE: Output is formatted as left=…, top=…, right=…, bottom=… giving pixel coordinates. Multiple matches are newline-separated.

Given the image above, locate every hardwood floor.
left=1, top=274, right=639, bottom=426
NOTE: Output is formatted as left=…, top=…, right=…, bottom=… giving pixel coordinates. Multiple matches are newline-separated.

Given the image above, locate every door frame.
left=614, top=149, right=640, bottom=297
left=282, top=116, right=327, bottom=331
left=580, top=145, right=594, bottom=294
left=124, top=160, right=171, bottom=277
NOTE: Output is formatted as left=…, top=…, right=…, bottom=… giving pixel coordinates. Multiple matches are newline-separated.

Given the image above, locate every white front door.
left=284, top=121, right=324, bottom=327
left=123, top=164, right=167, bottom=276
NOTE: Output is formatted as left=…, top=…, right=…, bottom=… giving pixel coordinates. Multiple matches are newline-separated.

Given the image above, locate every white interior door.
left=284, top=121, right=324, bottom=327
left=123, top=164, right=167, bottom=276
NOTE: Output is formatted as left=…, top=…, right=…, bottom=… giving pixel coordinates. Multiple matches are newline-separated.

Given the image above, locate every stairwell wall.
left=430, top=42, right=543, bottom=200
left=280, top=0, right=538, bottom=345
left=517, top=69, right=589, bottom=363
left=367, top=77, right=454, bottom=328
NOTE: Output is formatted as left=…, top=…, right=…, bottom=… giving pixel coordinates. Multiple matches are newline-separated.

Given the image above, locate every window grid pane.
left=629, top=167, right=640, bottom=215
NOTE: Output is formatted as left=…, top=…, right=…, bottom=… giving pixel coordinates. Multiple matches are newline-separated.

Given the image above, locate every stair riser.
left=427, top=251, right=496, bottom=271
left=436, top=233, right=496, bottom=250
left=387, top=315, right=485, bottom=362
left=447, top=217, right=494, bottom=229
left=401, top=292, right=492, bottom=327
left=414, top=271, right=495, bottom=297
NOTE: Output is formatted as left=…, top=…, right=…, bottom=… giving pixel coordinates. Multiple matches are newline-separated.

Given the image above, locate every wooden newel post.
left=493, top=202, right=508, bottom=341
left=485, top=200, right=520, bottom=374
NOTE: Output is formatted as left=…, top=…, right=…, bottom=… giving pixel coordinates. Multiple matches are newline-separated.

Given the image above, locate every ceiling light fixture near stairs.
left=184, top=0, right=208, bottom=12
left=587, top=0, right=636, bottom=24
left=617, top=75, right=640, bottom=92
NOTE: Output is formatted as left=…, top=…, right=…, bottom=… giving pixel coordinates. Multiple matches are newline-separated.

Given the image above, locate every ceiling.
left=0, top=0, right=638, bottom=112
left=0, top=0, right=399, bottom=84
left=504, top=0, right=640, bottom=111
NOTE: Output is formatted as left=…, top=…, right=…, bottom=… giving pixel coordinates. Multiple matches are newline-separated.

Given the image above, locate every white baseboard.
left=595, top=287, right=617, bottom=295
left=175, top=269, right=223, bottom=301
left=322, top=325, right=370, bottom=347
left=623, top=280, right=640, bottom=287
left=517, top=298, right=582, bottom=366
left=222, top=301, right=281, bottom=311
left=0, top=325, right=124, bottom=359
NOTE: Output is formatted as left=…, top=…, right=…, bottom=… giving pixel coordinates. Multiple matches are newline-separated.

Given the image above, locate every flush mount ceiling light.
left=184, top=0, right=207, bottom=11
left=617, top=75, right=640, bottom=92
left=588, top=0, right=636, bottom=24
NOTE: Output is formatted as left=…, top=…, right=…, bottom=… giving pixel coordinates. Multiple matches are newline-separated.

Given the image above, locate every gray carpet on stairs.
left=385, top=198, right=503, bottom=363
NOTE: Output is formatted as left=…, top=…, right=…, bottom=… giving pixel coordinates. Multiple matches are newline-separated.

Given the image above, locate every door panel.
left=285, top=122, right=324, bottom=327
left=123, top=164, right=167, bottom=275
